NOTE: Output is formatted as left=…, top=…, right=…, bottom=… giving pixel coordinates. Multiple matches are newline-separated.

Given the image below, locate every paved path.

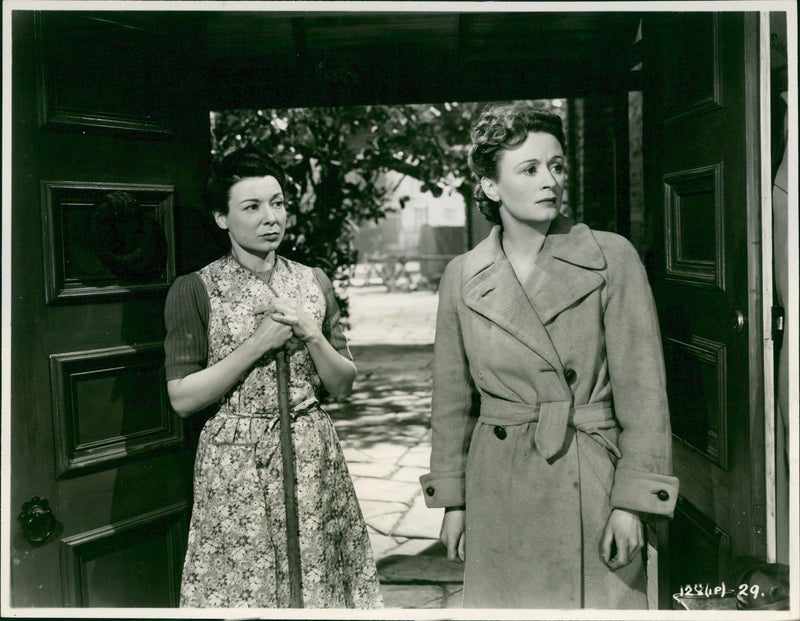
left=326, top=287, right=465, bottom=609
left=345, top=285, right=438, bottom=346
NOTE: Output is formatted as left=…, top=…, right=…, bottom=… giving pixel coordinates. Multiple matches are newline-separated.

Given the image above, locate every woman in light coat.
left=420, top=103, right=679, bottom=609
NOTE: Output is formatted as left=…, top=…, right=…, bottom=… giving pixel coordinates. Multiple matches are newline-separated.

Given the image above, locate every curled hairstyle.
left=468, top=102, right=566, bottom=225
left=204, top=145, right=288, bottom=216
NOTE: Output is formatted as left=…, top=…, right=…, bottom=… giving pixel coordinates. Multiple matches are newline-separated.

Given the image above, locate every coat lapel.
left=523, top=216, right=606, bottom=325
left=462, top=227, right=563, bottom=372
left=462, top=217, right=607, bottom=369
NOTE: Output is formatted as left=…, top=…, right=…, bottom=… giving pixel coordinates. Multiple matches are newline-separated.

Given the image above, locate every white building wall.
left=356, top=171, right=466, bottom=258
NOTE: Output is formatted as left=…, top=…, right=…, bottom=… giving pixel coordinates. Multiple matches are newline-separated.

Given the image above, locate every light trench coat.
left=420, top=216, right=679, bottom=609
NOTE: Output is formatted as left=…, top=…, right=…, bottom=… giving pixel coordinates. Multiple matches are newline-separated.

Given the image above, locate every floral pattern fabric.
left=179, top=254, right=381, bottom=608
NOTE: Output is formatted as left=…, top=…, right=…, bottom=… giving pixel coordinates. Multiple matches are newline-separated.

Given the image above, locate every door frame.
left=760, top=7, right=799, bottom=570
left=743, top=10, right=769, bottom=566
left=758, top=10, right=777, bottom=564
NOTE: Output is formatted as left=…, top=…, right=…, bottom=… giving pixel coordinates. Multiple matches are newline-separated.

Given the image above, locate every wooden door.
left=642, top=12, right=766, bottom=606
left=9, top=11, right=209, bottom=607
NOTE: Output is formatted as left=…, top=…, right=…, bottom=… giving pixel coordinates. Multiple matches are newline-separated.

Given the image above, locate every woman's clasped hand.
left=258, top=297, right=323, bottom=345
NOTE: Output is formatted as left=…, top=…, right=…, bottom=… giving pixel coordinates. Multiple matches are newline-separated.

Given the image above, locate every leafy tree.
left=211, top=103, right=475, bottom=307
left=210, top=100, right=561, bottom=314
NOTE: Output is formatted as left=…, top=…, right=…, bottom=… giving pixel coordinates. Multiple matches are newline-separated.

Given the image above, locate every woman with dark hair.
left=164, top=146, right=381, bottom=608
left=420, top=102, right=678, bottom=608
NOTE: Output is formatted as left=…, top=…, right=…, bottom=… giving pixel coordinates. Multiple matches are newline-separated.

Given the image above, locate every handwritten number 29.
left=738, top=583, right=760, bottom=599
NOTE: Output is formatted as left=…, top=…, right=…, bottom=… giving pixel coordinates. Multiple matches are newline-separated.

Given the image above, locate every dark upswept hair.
left=204, top=145, right=288, bottom=216
left=468, top=102, right=566, bottom=225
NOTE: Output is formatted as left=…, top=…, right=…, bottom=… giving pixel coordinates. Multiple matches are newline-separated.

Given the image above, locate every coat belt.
left=478, top=396, right=617, bottom=460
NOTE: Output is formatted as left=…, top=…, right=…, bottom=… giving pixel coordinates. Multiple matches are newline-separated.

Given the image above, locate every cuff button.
left=656, top=490, right=669, bottom=501
left=426, top=487, right=435, bottom=497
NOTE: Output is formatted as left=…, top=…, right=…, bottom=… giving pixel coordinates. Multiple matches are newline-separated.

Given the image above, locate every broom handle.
left=276, top=348, right=304, bottom=607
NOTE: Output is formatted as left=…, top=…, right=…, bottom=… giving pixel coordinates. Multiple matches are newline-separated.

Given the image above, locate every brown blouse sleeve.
left=312, top=267, right=352, bottom=360
left=164, top=273, right=210, bottom=381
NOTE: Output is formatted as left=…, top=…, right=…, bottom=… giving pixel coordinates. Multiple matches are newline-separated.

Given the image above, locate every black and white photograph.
left=2, top=1, right=797, bottom=619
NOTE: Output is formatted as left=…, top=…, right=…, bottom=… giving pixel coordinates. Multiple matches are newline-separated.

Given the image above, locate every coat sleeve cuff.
left=419, top=471, right=465, bottom=508
left=610, top=468, right=679, bottom=518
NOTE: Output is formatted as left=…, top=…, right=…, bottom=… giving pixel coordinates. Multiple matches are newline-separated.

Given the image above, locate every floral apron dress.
left=179, top=255, right=382, bottom=608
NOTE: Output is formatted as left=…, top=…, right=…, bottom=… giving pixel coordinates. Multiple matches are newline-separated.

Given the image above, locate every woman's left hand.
left=599, top=508, right=643, bottom=571
left=265, top=298, right=323, bottom=343
left=260, top=296, right=356, bottom=398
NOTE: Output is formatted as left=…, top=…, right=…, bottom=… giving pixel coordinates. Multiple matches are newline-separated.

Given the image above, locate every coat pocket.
left=586, top=427, right=622, bottom=466
left=578, top=431, right=617, bottom=498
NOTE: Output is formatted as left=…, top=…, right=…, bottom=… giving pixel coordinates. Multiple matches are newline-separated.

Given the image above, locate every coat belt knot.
left=478, top=396, right=618, bottom=460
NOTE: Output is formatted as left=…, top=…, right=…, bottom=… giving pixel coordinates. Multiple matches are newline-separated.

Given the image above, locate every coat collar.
left=462, top=215, right=606, bottom=277
left=461, top=215, right=606, bottom=369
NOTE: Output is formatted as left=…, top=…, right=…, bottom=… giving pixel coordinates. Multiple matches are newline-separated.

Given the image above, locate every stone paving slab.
left=368, top=512, right=405, bottom=536
left=391, top=493, right=442, bottom=539
left=368, top=531, right=404, bottom=559
left=346, top=288, right=438, bottom=347
left=355, top=442, right=413, bottom=464
left=444, top=585, right=464, bottom=608
left=334, top=411, right=414, bottom=426
left=380, top=584, right=448, bottom=609
left=347, top=462, right=396, bottom=479
left=398, top=442, right=432, bottom=468
left=392, top=425, right=431, bottom=441
left=340, top=446, right=374, bottom=463
left=391, top=465, right=428, bottom=483
left=387, top=537, right=441, bottom=557
left=359, top=499, right=409, bottom=520
left=378, top=554, right=465, bottom=585
left=352, top=477, right=420, bottom=504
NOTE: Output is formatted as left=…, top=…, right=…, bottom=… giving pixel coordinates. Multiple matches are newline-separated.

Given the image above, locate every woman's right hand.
left=440, top=509, right=466, bottom=562
left=166, top=303, right=291, bottom=417
left=249, top=305, right=293, bottom=354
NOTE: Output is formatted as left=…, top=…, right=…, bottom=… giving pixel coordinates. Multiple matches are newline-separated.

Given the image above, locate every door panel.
left=49, top=344, right=181, bottom=479
left=59, top=504, right=187, bottom=607
left=10, top=11, right=208, bottom=606
left=643, top=12, right=765, bottom=605
left=663, top=164, right=725, bottom=290
left=40, top=181, right=176, bottom=304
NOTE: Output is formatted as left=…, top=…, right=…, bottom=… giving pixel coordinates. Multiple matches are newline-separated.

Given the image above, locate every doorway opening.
left=208, top=95, right=644, bottom=607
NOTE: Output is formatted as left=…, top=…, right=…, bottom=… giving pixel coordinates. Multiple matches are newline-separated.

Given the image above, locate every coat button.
left=426, top=486, right=435, bottom=497
left=656, top=490, right=670, bottom=501
left=564, top=368, right=577, bottom=384
left=493, top=426, right=507, bottom=440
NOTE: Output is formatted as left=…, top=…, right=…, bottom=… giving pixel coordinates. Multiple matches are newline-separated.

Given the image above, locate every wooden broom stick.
left=275, top=348, right=304, bottom=607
